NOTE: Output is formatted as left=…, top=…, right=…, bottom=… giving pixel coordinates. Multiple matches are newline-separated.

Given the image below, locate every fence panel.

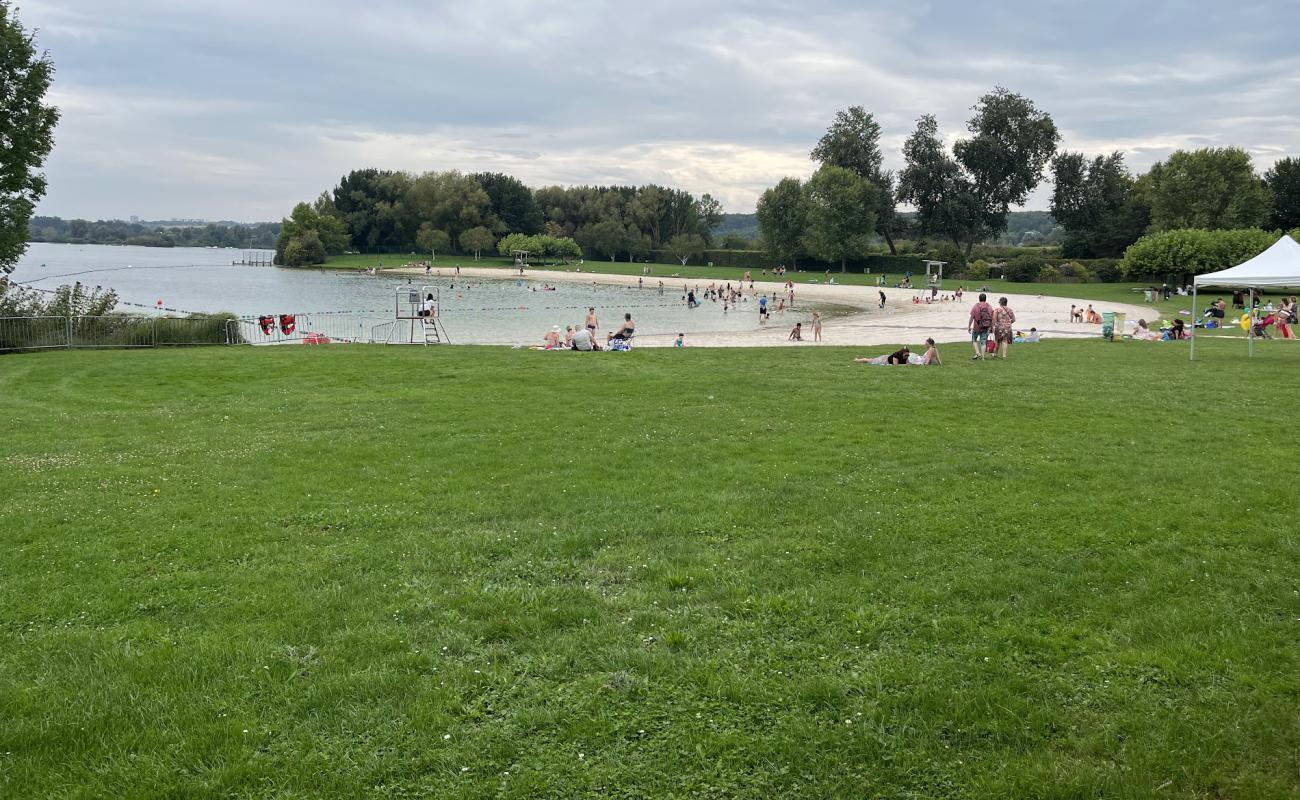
left=70, top=316, right=157, bottom=348
left=152, top=316, right=238, bottom=346
left=2, top=312, right=400, bottom=353
left=0, top=316, right=68, bottom=352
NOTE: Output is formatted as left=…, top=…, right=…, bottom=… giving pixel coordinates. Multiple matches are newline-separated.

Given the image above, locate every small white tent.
left=1190, top=235, right=1300, bottom=360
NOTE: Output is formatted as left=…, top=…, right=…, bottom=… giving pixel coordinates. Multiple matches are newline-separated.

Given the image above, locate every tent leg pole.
left=1248, top=289, right=1254, bottom=358
left=1190, top=286, right=1197, bottom=361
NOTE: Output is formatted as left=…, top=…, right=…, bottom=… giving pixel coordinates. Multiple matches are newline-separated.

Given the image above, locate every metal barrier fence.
left=2, top=313, right=431, bottom=352
left=0, top=316, right=70, bottom=351
left=228, top=313, right=393, bottom=345
left=3, top=315, right=239, bottom=352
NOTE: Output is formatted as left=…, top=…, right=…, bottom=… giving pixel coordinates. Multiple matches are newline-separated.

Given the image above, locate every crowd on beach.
left=539, top=307, right=640, bottom=351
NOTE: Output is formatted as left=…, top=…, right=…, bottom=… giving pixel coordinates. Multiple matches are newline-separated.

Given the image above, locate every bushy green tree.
left=576, top=220, right=629, bottom=261
left=900, top=88, right=1058, bottom=257
left=1146, top=148, right=1271, bottom=231
left=756, top=177, right=805, bottom=267
left=1265, top=157, right=1300, bottom=231
left=415, top=224, right=450, bottom=259
left=1002, top=253, right=1045, bottom=282
left=275, top=202, right=347, bottom=266
left=802, top=165, right=879, bottom=272
left=667, top=233, right=706, bottom=266
left=458, top=226, right=495, bottom=260
left=472, top=172, right=543, bottom=234
left=497, top=232, right=532, bottom=259
left=1050, top=151, right=1149, bottom=257
left=1, top=2, right=59, bottom=277
left=811, top=106, right=901, bottom=253
left=1122, top=228, right=1277, bottom=278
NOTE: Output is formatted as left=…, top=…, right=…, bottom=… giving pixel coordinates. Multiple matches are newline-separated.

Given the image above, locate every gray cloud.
left=22, top=0, right=1300, bottom=220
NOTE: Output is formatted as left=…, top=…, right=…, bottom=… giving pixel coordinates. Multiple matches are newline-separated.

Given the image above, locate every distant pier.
left=234, top=250, right=274, bottom=266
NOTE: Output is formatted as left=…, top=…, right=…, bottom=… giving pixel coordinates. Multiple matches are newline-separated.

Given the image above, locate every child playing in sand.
left=789, top=322, right=803, bottom=341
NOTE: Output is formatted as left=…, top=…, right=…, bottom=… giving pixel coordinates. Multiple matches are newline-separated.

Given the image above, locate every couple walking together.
left=968, top=293, right=1015, bottom=360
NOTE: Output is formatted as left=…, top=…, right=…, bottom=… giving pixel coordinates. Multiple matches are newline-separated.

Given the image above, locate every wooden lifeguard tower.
left=387, top=285, right=450, bottom=345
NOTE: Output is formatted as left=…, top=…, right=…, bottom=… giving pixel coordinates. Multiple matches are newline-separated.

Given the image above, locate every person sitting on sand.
left=1085, top=305, right=1102, bottom=324
left=789, top=322, right=803, bottom=341
left=563, top=325, right=575, bottom=348
left=543, top=326, right=562, bottom=349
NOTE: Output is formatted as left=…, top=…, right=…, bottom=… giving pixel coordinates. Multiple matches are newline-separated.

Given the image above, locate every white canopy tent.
left=1190, top=235, right=1300, bottom=360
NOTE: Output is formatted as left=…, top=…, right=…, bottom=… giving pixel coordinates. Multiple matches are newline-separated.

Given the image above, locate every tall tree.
left=1145, top=147, right=1271, bottom=231
left=899, top=89, right=1058, bottom=256
left=473, top=172, right=543, bottom=234
left=697, top=193, right=725, bottom=241
left=756, top=178, right=806, bottom=268
left=810, top=106, right=900, bottom=254
left=1264, top=157, right=1300, bottom=231
left=802, top=166, right=879, bottom=272
left=1049, top=151, right=1149, bottom=258
left=332, top=169, right=410, bottom=251
left=0, top=2, right=59, bottom=276
left=575, top=219, right=629, bottom=261
left=953, top=87, right=1059, bottom=254
left=898, top=115, right=985, bottom=253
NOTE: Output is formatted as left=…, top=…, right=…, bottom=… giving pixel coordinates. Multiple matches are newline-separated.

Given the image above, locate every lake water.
left=10, top=243, right=836, bottom=344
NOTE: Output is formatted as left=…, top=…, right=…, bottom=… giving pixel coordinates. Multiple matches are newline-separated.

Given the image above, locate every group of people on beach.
left=540, top=307, right=637, bottom=351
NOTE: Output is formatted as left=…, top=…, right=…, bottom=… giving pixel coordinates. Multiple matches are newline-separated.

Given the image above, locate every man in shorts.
left=968, top=293, right=994, bottom=360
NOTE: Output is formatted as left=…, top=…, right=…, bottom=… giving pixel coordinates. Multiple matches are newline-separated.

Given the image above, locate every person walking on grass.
left=969, top=293, right=994, bottom=360
left=992, top=297, right=1016, bottom=359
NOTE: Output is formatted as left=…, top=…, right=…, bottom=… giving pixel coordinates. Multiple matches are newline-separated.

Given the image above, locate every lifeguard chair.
left=923, top=260, right=946, bottom=287
left=387, top=285, right=450, bottom=345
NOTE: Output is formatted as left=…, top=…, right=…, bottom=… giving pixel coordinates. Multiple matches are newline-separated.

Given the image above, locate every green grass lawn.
left=3, top=340, right=1298, bottom=797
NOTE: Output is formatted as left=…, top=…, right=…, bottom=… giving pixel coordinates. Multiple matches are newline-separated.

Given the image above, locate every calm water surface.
left=12, top=243, right=839, bottom=343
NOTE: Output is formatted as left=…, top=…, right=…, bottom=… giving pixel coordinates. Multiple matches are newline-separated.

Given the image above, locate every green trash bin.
left=1102, top=312, right=1116, bottom=341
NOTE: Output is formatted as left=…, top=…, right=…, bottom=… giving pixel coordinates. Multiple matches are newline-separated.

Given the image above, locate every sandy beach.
left=390, top=264, right=1154, bottom=348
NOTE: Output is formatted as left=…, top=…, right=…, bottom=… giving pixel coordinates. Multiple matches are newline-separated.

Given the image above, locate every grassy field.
left=3, top=340, right=1298, bottom=797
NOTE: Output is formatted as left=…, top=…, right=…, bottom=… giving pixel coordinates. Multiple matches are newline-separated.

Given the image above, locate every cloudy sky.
left=21, top=0, right=1300, bottom=221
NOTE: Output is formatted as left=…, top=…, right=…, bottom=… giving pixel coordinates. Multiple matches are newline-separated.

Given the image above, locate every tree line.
left=756, top=89, right=1300, bottom=272
left=275, top=170, right=725, bottom=267
left=28, top=216, right=281, bottom=249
